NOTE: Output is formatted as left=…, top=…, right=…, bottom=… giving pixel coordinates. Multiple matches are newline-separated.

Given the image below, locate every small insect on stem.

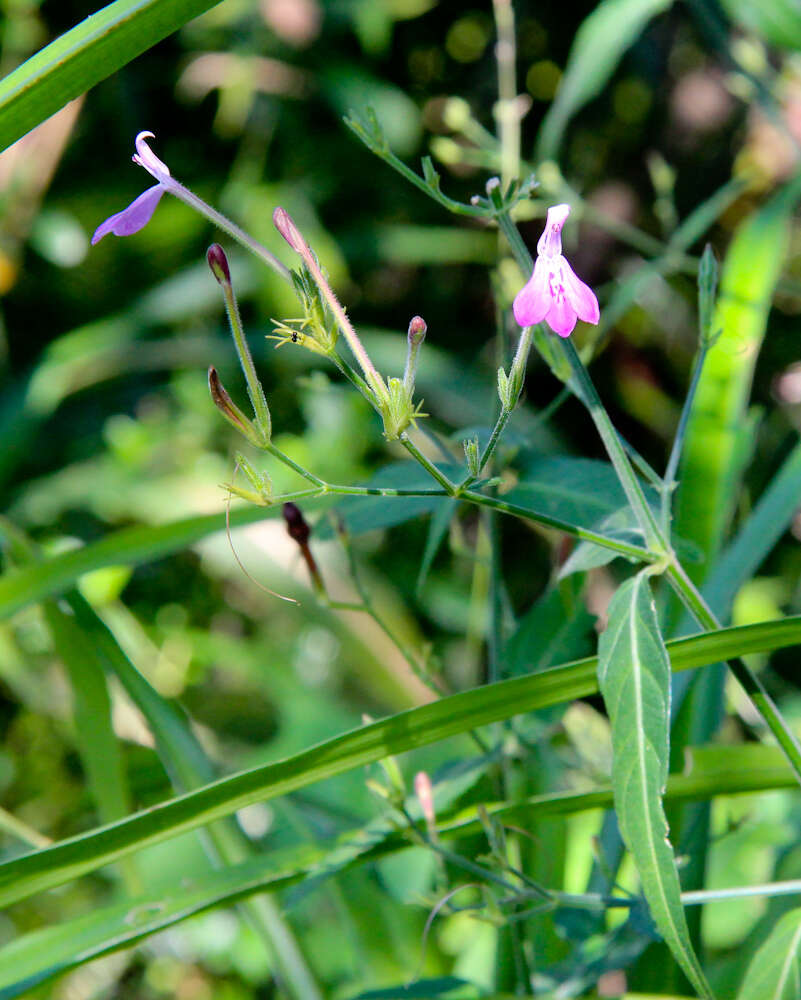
left=283, top=502, right=324, bottom=595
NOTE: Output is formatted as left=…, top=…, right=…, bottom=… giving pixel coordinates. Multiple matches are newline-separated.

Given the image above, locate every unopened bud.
left=207, top=243, right=231, bottom=285
left=403, top=316, right=427, bottom=396
left=407, top=315, right=427, bottom=346
left=698, top=243, right=719, bottom=346
left=463, top=436, right=480, bottom=478
left=414, top=771, right=436, bottom=827
left=273, top=207, right=306, bottom=253
left=282, top=502, right=311, bottom=546
left=208, top=367, right=263, bottom=445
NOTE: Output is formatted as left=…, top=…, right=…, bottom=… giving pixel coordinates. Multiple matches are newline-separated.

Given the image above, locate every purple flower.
left=91, top=132, right=172, bottom=245
left=513, top=204, right=600, bottom=338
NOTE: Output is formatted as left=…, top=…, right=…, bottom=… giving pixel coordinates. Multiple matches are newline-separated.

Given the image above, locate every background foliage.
left=2, top=0, right=801, bottom=997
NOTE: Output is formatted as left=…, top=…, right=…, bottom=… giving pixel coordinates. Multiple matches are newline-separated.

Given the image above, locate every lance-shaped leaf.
left=737, top=907, right=801, bottom=1000
left=597, top=572, right=712, bottom=999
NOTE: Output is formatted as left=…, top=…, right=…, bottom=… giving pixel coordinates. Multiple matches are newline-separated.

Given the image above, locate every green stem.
left=661, top=341, right=710, bottom=533
left=400, top=434, right=458, bottom=494
left=560, top=337, right=664, bottom=551
left=165, top=178, right=290, bottom=281
left=221, top=283, right=272, bottom=441
left=265, top=443, right=326, bottom=488
left=491, top=0, right=520, bottom=189
left=666, top=560, right=801, bottom=785
left=460, top=489, right=657, bottom=562
left=457, top=407, right=512, bottom=490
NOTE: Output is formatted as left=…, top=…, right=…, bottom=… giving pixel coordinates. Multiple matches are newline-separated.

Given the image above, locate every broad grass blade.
left=0, top=0, right=221, bottom=153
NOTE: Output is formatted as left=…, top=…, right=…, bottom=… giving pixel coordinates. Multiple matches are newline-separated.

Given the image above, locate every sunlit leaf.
left=598, top=572, right=712, bottom=998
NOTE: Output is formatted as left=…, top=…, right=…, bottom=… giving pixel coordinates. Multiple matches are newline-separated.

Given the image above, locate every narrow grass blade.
left=64, top=591, right=322, bottom=1000
left=598, top=572, right=712, bottom=998
left=0, top=0, right=221, bottom=154
left=0, top=615, right=798, bottom=911
left=41, top=601, right=139, bottom=892
left=0, top=505, right=269, bottom=621
left=536, top=0, right=672, bottom=160
left=737, top=907, right=801, bottom=1000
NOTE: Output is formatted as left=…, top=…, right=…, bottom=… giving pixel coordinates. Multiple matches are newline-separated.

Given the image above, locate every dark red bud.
left=207, top=243, right=231, bottom=285
left=282, top=502, right=311, bottom=546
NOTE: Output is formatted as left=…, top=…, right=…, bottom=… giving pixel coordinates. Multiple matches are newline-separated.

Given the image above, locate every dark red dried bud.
left=207, top=243, right=231, bottom=285
left=283, top=502, right=311, bottom=546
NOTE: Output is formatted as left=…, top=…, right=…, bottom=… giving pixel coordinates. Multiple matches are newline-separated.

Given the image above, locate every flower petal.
left=536, top=203, right=571, bottom=258
left=132, top=131, right=171, bottom=182
left=545, top=294, right=578, bottom=337
left=91, top=184, right=165, bottom=244
left=513, top=257, right=551, bottom=327
left=561, top=258, right=600, bottom=325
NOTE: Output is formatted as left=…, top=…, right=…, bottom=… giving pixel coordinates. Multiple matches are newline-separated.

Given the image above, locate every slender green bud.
left=208, top=367, right=265, bottom=446
left=497, top=367, right=512, bottom=409
left=698, top=243, right=719, bottom=346
left=463, top=436, right=480, bottom=478
left=403, top=315, right=427, bottom=394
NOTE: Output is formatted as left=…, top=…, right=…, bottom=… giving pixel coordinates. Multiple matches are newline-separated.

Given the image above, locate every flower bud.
left=273, top=207, right=306, bottom=253
left=698, top=243, right=719, bottom=346
left=403, top=316, right=427, bottom=396
left=207, top=243, right=231, bottom=286
left=407, top=315, right=427, bottom=346
left=414, top=771, right=436, bottom=827
left=463, top=436, right=480, bottom=478
left=282, top=502, right=311, bottom=546
left=208, top=367, right=264, bottom=446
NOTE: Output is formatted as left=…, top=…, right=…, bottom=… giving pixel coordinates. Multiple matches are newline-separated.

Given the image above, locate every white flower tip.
left=545, top=203, right=571, bottom=230
left=133, top=131, right=170, bottom=179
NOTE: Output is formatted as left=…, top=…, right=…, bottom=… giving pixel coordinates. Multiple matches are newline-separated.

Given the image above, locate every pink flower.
left=513, top=204, right=600, bottom=338
left=91, top=132, right=172, bottom=245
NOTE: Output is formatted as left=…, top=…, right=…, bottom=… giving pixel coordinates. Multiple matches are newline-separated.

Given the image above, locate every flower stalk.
left=207, top=244, right=272, bottom=444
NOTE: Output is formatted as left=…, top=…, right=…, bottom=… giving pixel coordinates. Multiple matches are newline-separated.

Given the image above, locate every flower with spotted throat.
left=513, top=204, right=599, bottom=338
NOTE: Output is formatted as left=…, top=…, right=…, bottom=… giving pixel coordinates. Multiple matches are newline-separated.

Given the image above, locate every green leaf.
left=504, top=576, right=594, bottom=676
left=0, top=614, right=798, bottom=910
left=536, top=0, right=672, bottom=160
left=737, top=907, right=801, bottom=1000
left=597, top=572, right=712, bottom=998
left=719, top=0, right=801, bottom=49
left=0, top=0, right=222, bottom=154
left=503, top=456, right=652, bottom=538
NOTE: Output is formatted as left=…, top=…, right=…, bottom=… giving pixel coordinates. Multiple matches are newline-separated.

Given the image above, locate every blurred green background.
left=3, top=0, right=801, bottom=996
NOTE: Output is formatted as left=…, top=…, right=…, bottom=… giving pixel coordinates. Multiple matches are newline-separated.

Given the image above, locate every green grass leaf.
left=0, top=505, right=269, bottom=621
left=675, top=177, right=801, bottom=577
left=0, top=0, right=222, bottom=154
left=0, top=741, right=794, bottom=998
left=598, top=572, right=712, bottom=998
left=0, top=615, right=798, bottom=911
left=737, top=907, right=801, bottom=1000
left=536, top=0, right=672, bottom=160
